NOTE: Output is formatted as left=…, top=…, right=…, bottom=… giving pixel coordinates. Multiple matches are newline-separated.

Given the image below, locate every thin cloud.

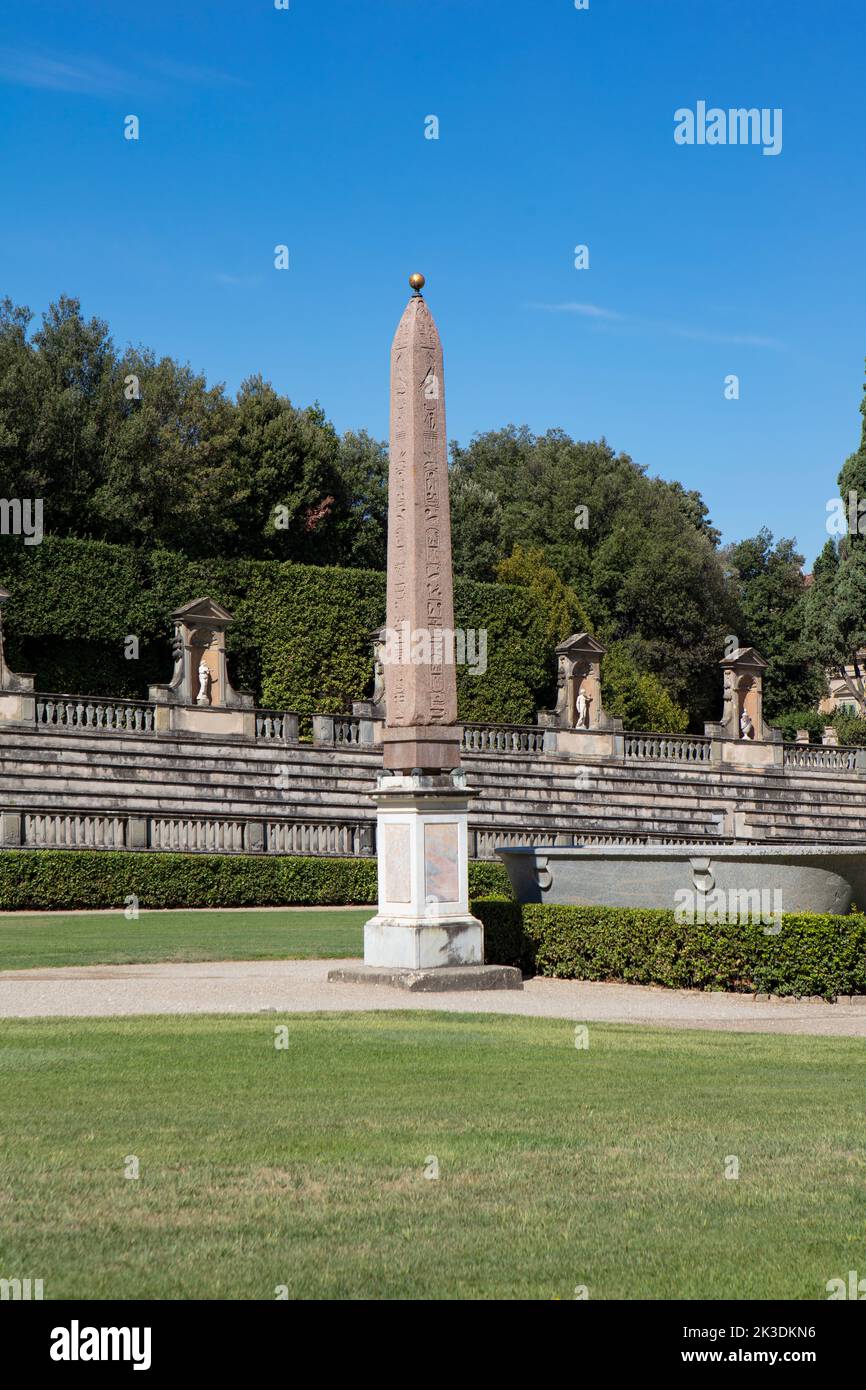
left=0, top=47, right=245, bottom=96
left=664, top=323, right=783, bottom=349
left=529, top=300, right=783, bottom=349
left=0, top=49, right=130, bottom=94
left=528, top=302, right=626, bottom=321
left=150, top=58, right=246, bottom=88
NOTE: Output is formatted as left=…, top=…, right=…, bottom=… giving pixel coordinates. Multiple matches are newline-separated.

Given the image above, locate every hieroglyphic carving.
left=384, top=294, right=458, bottom=733
left=389, top=337, right=410, bottom=723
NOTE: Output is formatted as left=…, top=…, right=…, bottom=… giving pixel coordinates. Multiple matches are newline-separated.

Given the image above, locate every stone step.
left=2, top=772, right=864, bottom=822
left=5, top=733, right=866, bottom=798
left=3, top=725, right=866, bottom=855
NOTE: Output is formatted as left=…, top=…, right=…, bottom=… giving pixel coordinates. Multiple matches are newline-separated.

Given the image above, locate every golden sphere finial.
left=409, top=272, right=425, bottom=295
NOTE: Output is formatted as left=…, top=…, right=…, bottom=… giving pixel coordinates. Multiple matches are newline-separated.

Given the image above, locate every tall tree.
left=223, top=377, right=344, bottom=562
left=722, top=528, right=819, bottom=718
left=0, top=297, right=36, bottom=496
left=95, top=346, right=235, bottom=554
left=448, top=425, right=737, bottom=724
left=331, top=430, right=389, bottom=570
left=496, top=544, right=591, bottom=652
left=449, top=460, right=504, bottom=581
left=495, top=544, right=687, bottom=731
left=0, top=296, right=354, bottom=562
left=804, top=362, right=866, bottom=712
left=0, top=296, right=118, bottom=533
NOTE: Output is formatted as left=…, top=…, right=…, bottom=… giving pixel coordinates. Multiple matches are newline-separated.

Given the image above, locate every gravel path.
left=1, top=958, right=865, bottom=1035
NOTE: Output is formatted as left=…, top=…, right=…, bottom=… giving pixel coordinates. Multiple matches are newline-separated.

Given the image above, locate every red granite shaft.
left=382, top=294, right=461, bottom=771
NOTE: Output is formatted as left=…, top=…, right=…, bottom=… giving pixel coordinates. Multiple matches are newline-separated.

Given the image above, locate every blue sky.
left=1, top=0, right=864, bottom=565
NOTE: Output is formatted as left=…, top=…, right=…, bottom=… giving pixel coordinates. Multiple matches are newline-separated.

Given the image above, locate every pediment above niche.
left=719, top=646, right=768, bottom=670
left=170, top=597, right=235, bottom=627
left=555, top=632, right=606, bottom=658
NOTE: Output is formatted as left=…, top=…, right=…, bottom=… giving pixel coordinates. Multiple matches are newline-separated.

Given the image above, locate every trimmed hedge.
left=0, top=850, right=510, bottom=912
left=465, top=862, right=512, bottom=899
left=474, top=900, right=866, bottom=1000
left=0, top=534, right=554, bottom=721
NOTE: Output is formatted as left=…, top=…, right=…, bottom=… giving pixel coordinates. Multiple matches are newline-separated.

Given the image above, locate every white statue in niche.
left=196, top=661, right=212, bottom=706
left=740, top=709, right=755, bottom=740
left=576, top=687, right=591, bottom=729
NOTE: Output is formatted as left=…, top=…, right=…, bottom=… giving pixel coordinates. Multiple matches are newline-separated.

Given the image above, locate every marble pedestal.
left=363, top=770, right=482, bottom=967
left=327, top=770, right=521, bottom=989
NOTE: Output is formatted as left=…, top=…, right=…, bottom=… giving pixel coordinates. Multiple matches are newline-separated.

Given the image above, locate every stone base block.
left=171, top=705, right=252, bottom=738
left=381, top=725, right=463, bottom=772
left=0, top=810, right=22, bottom=846
left=364, top=914, right=483, bottom=968
left=0, top=691, right=35, bottom=723
left=557, top=728, right=620, bottom=758
left=328, top=963, right=523, bottom=992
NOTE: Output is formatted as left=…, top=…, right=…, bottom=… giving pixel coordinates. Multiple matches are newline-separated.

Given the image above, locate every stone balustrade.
left=311, top=714, right=372, bottom=747
left=624, top=732, right=713, bottom=764
left=462, top=723, right=547, bottom=755
left=3, top=810, right=377, bottom=857
left=2, top=729, right=864, bottom=863
left=0, top=807, right=805, bottom=862
left=267, top=819, right=374, bottom=856
left=783, top=742, right=863, bottom=772
left=334, top=716, right=363, bottom=746
left=150, top=817, right=247, bottom=853
left=8, top=693, right=866, bottom=782
left=254, top=710, right=299, bottom=742
left=14, top=813, right=761, bottom=861
left=23, top=811, right=127, bottom=850
left=35, top=695, right=157, bottom=734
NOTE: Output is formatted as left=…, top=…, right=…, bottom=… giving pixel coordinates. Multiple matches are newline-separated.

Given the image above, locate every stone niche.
left=704, top=646, right=781, bottom=764
left=0, top=587, right=35, bottom=722
left=148, top=597, right=254, bottom=738
left=539, top=632, right=622, bottom=756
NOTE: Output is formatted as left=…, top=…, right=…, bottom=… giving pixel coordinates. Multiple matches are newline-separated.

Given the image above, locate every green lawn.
left=0, top=1011, right=862, bottom=1299
left=0, top=908, right=366, bottom=971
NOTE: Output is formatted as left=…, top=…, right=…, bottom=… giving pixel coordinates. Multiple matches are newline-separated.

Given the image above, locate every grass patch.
left=0, top=1012, right=862, bottom=1299
left=0, top=908, right=366, bottom=971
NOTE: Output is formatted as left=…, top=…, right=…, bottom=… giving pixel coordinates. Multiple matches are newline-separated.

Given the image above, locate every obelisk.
left=329, top=276, right=520, bottom=988
left=381, top=272, right=462, bottom=773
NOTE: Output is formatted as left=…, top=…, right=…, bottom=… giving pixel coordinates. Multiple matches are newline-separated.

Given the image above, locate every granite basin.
left=496, top=844, right=866, bottom=916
